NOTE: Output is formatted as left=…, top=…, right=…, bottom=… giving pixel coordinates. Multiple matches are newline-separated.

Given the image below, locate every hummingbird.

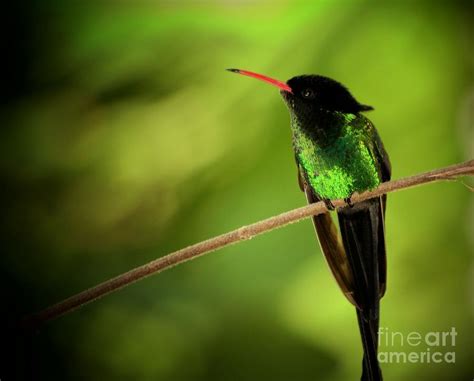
left=227, top=68, right=391, bottom=381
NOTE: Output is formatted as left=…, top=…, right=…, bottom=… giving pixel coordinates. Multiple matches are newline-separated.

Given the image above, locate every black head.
left=282, top=75, right=373, bottom=114
left=226, top=69, right=373, bottom=118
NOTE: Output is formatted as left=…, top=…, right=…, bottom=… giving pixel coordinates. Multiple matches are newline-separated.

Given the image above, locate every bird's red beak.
left=227, top=68, right=292, bottom=93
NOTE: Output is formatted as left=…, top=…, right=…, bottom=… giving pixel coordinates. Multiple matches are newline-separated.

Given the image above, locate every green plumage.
left=292, top=112, right=382, bottom=199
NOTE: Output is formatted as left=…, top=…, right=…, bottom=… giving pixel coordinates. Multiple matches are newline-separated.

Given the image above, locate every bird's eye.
left=302, top=88, right=315, bottom=99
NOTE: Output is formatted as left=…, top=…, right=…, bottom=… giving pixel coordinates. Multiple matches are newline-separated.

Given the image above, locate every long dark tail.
left=357, top=305, right=381, bottom=380
left=338, top=197, right=386, bottom=381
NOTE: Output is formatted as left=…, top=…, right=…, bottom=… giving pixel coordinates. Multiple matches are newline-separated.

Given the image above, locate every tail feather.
left=357, top=306, right=381, bottom=381
left=338, top=197, right=386, bottom=381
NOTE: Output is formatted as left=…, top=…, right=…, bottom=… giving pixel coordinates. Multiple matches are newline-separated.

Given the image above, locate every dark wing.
left=372, top=126, right=391, bottom=182
left=368, top=123, right=391, bottom=297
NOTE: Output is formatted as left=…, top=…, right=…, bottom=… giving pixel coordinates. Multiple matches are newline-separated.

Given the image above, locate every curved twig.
left=21, top=160, right=474, bottom=329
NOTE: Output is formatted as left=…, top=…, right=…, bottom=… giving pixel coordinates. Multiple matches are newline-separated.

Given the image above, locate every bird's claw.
left=323, top=199, right=336, bottom=211
left=344, top=196, right=354, bottom=208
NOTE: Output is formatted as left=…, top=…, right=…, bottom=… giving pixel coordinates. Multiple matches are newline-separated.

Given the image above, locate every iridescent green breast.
left=292, top=113, right=381, bottom=200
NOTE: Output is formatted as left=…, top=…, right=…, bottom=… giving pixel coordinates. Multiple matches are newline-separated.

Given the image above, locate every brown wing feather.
left=298, top=166, right=358, bottom=307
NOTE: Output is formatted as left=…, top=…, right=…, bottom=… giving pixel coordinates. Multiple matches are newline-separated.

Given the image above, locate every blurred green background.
left=2, top=1, right=473, bottom=380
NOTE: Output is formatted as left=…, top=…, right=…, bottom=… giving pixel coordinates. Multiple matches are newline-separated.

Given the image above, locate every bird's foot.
left=323, top=198, right=336, bottom=211
left=344, top=196, right=354, bottom=208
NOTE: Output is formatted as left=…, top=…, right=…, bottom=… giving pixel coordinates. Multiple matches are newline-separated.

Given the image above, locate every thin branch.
left=22, top=160, right=474, bottom=329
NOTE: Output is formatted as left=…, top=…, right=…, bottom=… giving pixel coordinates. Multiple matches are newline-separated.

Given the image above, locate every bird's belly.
left=297, top=140, right=380, bottom=200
